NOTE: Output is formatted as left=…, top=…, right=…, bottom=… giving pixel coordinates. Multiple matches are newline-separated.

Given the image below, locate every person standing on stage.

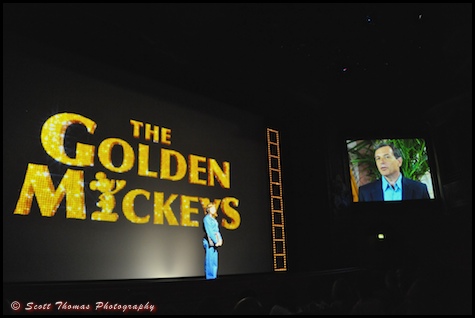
left=358, top=142, right=430, bottom=202
left=202, top=202, right=223, bottom=279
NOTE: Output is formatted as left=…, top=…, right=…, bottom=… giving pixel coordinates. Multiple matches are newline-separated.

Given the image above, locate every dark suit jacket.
left=358, top=176, right=430, bottom=202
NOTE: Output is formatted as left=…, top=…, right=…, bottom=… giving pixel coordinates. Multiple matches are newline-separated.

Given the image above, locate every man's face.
left=374, top=146, right=402, bottom=178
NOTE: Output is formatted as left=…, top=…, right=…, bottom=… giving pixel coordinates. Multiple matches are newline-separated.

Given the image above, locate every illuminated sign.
left=14, top=113, right=240, bottom=229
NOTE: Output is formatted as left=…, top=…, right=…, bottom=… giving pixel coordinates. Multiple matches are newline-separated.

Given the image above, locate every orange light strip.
left=266, top=128, right=287, bottom=271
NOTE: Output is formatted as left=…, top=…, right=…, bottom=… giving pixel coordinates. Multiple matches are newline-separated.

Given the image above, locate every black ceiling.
left=3, top=3, right=472, bottom=118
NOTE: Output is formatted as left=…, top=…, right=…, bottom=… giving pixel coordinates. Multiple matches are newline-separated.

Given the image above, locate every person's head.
left=206, top=202, right=217, bottom=217
left=373, top=142, right=403, bottom=179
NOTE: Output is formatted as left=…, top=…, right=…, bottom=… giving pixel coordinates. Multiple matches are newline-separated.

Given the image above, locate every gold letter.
left=189, top=154, right=207, bottom=186
left=153, top=192, right=179, bottom=225
left=41, top=112, right=96, bottom=167
left=180, top=195, right=199, bottom=227
left=130, top=119, right=143, bottom=139
left=160, top=148, right=186, bottom=181
left=138, top=144, right=158, bottom=178
left=161, top=127, right=172, bottom=145
left=97, top=138, right=135, bottom=173
left=14, top=163, right=86, bottom=219
left=221, top=197, right=240, bottom=230
left=208, top=159, right=230, bottom=189
left=122, top=189, right=151, bottom=224
left=145, top=123, right=159, bottom=143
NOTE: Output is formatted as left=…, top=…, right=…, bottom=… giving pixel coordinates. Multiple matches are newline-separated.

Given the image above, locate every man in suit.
left=358, top=142, right=430, bottom=202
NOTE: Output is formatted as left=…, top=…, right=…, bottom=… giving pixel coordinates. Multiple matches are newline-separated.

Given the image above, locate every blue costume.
left=202, top=213, right=223, bottom=279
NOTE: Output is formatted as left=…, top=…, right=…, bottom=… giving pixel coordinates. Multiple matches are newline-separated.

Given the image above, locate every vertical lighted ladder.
left=266, top=128, right=287, bottom=271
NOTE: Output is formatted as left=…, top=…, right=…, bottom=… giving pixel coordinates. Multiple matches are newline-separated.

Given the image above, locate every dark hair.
left=373, top=142, right=402, bottom=159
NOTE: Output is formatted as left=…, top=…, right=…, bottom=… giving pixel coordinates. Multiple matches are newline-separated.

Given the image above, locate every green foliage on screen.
left=347, top=138, right=430, bottom=182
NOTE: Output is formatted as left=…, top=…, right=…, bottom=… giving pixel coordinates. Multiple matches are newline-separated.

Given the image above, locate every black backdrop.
left=3, top=38, right=274, bottom=282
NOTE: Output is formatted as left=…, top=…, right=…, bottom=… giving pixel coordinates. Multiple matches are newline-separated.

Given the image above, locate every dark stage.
left=4, top=266, right=472, bottom=315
